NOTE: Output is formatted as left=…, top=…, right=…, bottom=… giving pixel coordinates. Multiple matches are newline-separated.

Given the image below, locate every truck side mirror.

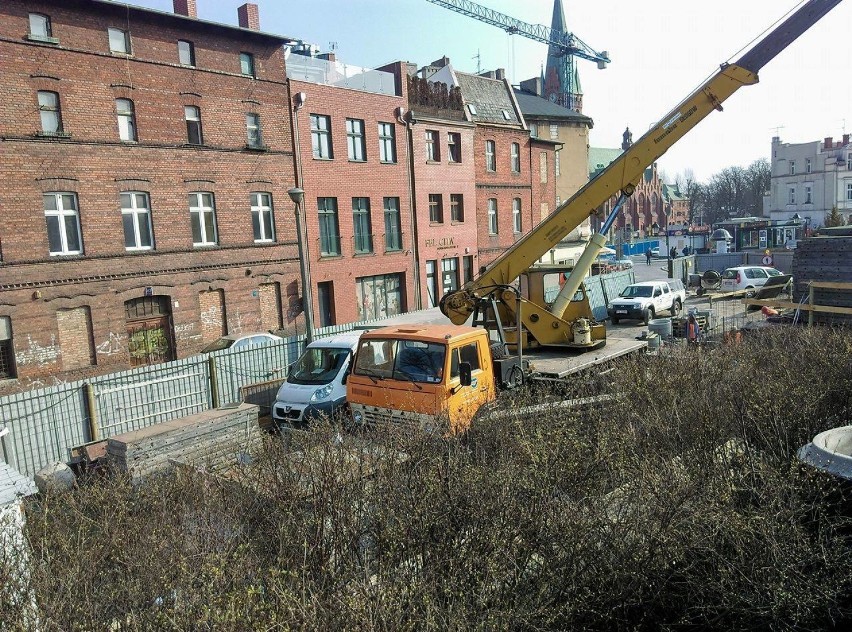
left=459, top=362, right=472, bottom=387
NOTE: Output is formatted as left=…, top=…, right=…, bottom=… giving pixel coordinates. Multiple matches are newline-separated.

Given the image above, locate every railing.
left=286, top=55, right=397, bottom=96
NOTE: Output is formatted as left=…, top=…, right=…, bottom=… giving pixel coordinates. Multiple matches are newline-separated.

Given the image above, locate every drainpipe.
left=402, top=110, right=422, bottom=309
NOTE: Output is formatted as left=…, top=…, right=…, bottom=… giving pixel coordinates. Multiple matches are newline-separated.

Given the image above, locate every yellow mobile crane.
left=440, top=0, right=843, bottom=354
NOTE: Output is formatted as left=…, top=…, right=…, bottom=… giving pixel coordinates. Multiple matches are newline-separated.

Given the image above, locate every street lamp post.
left=288, top=186, right=315, bottom=345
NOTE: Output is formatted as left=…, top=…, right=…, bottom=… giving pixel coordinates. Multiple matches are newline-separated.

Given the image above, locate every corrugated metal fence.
left=0, top=277, right=636, bottom=478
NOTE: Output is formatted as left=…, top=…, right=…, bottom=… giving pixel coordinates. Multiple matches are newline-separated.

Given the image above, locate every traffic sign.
left=762, top=255, right=773, bottom=266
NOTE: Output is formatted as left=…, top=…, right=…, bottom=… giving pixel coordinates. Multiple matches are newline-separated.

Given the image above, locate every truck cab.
left=346, top=325, right=497, bottom=434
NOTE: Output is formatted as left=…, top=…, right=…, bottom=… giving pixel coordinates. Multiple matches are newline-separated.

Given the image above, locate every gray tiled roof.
left=454, top=72, right=522, bottom=126
left=0, top=462, right=37, bottom=507
left=513, top=89, right=593, bottom=125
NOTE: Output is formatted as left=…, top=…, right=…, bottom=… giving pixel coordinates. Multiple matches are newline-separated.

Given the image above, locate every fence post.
left=808, top=285, right=814, bottom=327
left=84, top=382, right=99, bottom=442
left=208, top=355, right=220, bottom=409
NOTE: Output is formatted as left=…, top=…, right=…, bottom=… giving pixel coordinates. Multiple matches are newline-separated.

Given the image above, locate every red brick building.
left=287, top=54, right=415, bottom=325
left=0, top=0, right=298, bottom=388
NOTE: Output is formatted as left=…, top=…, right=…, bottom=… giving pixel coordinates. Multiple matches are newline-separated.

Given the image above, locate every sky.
left=128, top=0, right=852, bottom=184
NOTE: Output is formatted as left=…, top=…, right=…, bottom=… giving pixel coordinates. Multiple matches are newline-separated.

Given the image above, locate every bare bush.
left=2, top=327, right=851, bottom=630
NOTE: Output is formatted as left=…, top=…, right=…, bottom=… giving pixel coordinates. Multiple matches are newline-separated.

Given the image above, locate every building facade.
left=0, top=0, right=298, bottom=388
left=767, top=134, right=852, bottom=229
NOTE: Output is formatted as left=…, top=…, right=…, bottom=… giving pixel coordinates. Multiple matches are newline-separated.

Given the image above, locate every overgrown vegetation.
left=3, top=327, right=852, bottom=631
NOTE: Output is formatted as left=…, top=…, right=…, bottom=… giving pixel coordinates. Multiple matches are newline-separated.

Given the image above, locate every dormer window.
left=502, top=109, right=511, bottom=120
left=467, top=103, right=477, bottom=116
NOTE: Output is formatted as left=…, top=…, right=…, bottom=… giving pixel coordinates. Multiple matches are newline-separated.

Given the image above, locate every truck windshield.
left=287, top=347, right=350, bottom=386
left=620, top=285, right=653, bottom=298
left=354, top=338, right=446, bottom=384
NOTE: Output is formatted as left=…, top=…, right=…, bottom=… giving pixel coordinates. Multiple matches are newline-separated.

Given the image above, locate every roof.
left=663, top=182, right=687, bottom=201
left=309, top=331, right=363, bottom=348
left=588, top=147, right=622, bottom=177
left=512, top=89, right=593, bottom=126
left=0, top=462, right=38, bottom=507
left=454, top=72, right=523, bottom=127
left=363, top=325, right=481, bottom=343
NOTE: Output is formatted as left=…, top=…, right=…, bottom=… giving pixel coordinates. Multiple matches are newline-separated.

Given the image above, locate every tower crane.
left=424, top=0, right=609, bottom=111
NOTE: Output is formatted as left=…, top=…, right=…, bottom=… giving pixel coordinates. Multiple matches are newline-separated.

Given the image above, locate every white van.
left=271, top=331, right=362, bottom=427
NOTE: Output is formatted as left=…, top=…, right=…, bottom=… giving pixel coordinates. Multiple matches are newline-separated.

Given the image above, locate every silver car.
left=720, top=266, right=783, bottom=296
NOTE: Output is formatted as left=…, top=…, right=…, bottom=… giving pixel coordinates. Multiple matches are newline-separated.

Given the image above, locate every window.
left=510, top=142, right=520, bottom=173
left=353, top=197, right=373, bottom=254
left=184, top=106, right=203, bottom=144
left=28, top=13, right=55, bottom=42
left=108, top=27, right=131, bottom=54
left=426, top=260, right=438, bottom=307
left=485, top=140, right=496, bottom=171
left=451, top=342, right=481, bottom=379
left=463, top=255, right=474, bottom=283
left=549, top=123, right=558, bottom=140
left=0, top=317, right=15, bottom=379
left=847, top=182, right=852, bottom=201
left=384, top=197, right=402, bottom=251
left=189, top=192, right=217, bottom=246
left=467, top=103, right=477, bottom=116
left=442, top=258, right=459, bottom=293
left=251, top=192, right=274, bottom=242
left=788, top=186, right=796, bottom=205
left=310, top=114, right=333, bottom=159
left=426, top=130, right=439, bottom=161
left=246, top=113, right=263, bottom=148
left=513, top=198, right=522, bottom=233
left=44, top=193, right=82, bottom=255
left=355, top=273, right=403, bottom=321
left=448, top=132, right=461, bottom=163
left=529, top=123, right=538, bottom=138
left=488, top=198, right=498, bottom=234
left=790, top=161, right=796, bottom=175
left=177, top=40, right=195, bottom=66
left=555, top=150, right=561, bottom=177
left=120, top=192, right=153, bottom=250
left=346, top=118, right=366, bottom=161
left=804, top=184, right=812, bottom=204
left=502, top=109, right=512, bottom=121
left=378, top=122, right=396, bottom=163
left=847, top=154, right=852, bottom=170
left=318, top=197, right=341, bottom=256
left=450, top=194, right=464, bottom=222
left=806, top=158, right=811, bottom=173
left=539, top=152, right=548, bottom=183
left=116, top=98, right=137, bottom=141
left=428, top=194, right=443, bottom=223
left=240, top=52, right=255, bottom=77
left=37, top=91, right=63, bottom=134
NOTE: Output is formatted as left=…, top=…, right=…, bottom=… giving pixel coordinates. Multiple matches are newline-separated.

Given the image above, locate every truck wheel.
left=696, top=287, right=705, bottom=297
left=489, top=342, right=507, bottom=359
left=507, top=365, right=524, bottom=389
left=643, top=307, right=654, bottom=325
left=671, top=299, right=681, bottom=317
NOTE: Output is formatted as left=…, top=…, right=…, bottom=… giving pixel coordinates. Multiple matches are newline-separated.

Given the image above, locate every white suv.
left=719, top=266, right=783, bottom=296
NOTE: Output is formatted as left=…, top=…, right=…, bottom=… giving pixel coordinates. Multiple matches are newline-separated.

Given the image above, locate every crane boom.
left=424, top=0, right=610, bottom=64
left=441, top=0, right=843, bottom=330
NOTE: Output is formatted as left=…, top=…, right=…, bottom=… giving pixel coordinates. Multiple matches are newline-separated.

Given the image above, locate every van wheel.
left=643, top=307, right=654, bottom=325
left=745, top=286, right=756, bottom=298
left=696, top=287, right=705, bottom=296
left=671, top=299, right=681, bottom=317
left=611, top=316, right=620, bottom=324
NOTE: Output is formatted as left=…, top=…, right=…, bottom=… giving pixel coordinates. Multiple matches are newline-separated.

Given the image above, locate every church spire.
left=543, top=0, right=583, bottom=111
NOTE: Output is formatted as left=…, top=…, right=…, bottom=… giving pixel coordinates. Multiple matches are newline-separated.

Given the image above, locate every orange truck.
left=346, top=325, right=523, bottom=434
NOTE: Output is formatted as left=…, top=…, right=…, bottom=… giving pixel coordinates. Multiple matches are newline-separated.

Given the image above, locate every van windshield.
left=620, top=285, right=653, bottom=298
left=354, top=338, right=446, bottom=384
left=287, top=347, right=350, bottom=385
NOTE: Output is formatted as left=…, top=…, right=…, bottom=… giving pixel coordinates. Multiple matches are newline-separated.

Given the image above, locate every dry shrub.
left=2, top=327, right=851, bottom=631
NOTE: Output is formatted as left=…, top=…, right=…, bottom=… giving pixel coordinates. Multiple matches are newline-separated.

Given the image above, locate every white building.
left=767, top=135, right=852, bottom=229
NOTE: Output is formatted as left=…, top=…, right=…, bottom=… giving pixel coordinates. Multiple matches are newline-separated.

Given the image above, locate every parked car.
left=614, top=259, right=634, bottom=269
left=719, top=266, right=783, bottom=296
left=649, top=248, right=660, bottom=258
left=607, top=280, right=686, bottom=325
left=200, top=331, right=283, bottom=353
left=272, top=331, right=362, bottom=427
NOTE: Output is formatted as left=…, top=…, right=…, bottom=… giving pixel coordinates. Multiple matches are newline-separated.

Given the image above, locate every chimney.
left=824, top=136, right=833, bottom=149
left=844, top=134, right=850, bottom=146
left=238, top=3, right=259, bottom=30
left=520, top=77, right=543, bottom=96
left=173, top=0, right=197, bottom=18
left=494, top=68, right=506, bottom=80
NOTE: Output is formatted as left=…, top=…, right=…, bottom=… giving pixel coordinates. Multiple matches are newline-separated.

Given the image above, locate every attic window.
left=467, top=103, right=477, bottom=115
left=502, top=109, right=511, bottom=120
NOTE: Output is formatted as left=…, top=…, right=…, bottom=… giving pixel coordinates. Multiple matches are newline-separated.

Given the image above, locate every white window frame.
left=549, top=123, right=558, bottom=140
left=555, top=150, right=561, bottom=177
left=116, top=98, right=137, bottom=141
left=448, top=132, right=461, bottom=163
left=189, top=192, right=218, bottom=246
left=529, top=123, right=538, bottom=138
left=177, top=40, right=195, bottom=66
left=806, top=158, right=811, bottom=173
left=510, top=142, right=520, bottom=173
left=44, top=192, right=82, bottom=255
left=488, top=198, right=498, bottom=235
left=240, top=52, right=255, bottom=77
left=804, top=184, right=812, bottom=204
left=513, top=198, right=522, bottom=233
left=310, top=114, right=332, bottom=159
left=108, top=27, right=131, bottom=54
left=846, top=182, right=852, bottom=201
left=847, top=154, right=852, bottom=170
left=346, top=118, right=366, bottom=161
left=426, top=130, right=439, bottom=162
left=246, top=113, right=262, bottom=148
left=485, top=140, right=496, bottom=172
left=120, top=192, right=153, bottom=251
left=38, top=90, right=62, bottom=134
left=185, top=105, right=203, bottom=144
left=788, top=186, right=796, bottom=205
left=789, top=160, right=796, bottom=175
left=378, top=122, right=396, bottom=163
left=28, top=13, right=54, bottom=41
left=251, top=192, right=274, bottom=242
